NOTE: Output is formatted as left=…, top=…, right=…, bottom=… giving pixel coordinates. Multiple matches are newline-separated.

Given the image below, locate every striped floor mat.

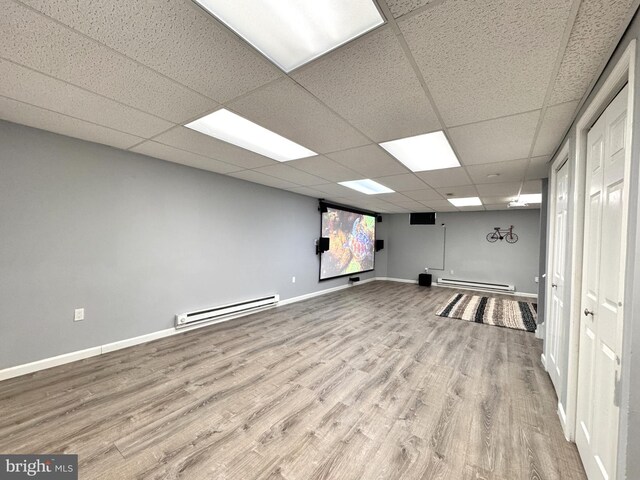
left=436, top=293, right=537, bottom=332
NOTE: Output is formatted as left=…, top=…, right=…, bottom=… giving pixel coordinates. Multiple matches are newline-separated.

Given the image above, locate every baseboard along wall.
left=0, top=276, right=537, bottom=381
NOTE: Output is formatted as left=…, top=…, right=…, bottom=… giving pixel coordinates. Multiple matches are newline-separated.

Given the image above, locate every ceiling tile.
left=399, top=0, right=573, bottom=126
left=286, top=156, right=361, bottom=182
left=374, top=192, right=413, bottom=203
left=323, top=196, right=361, bottom=207
left=484, top=204, right=512, bottom=211
left=0, top=96, right=142, bottom=150
left=284, top=186, right=327, bottom=198
left=414, top=167, right=472, bottom=188
left=403, top=188, right=444, bottom=201
left=480, top=195, right=518, bottom=205
left=532, top=101, right=579, bottom=156
left=364, top=199, right=400, bottom=210
left=430, top=206, right=459, bottom=212
left=130, top=141, right=242, bottom=174
left=550, top=0, right=637, bottom=103
left=292, top=27, right=441, bottom=142
left=386, top=0, right=438, bottom=18
left=152, top=127, right=277, bottom=170
left=326, top=144, right=409, bottom=177
left=476, top=182, right=522, bottom=197
left=415, top=204, right=435, bottom=212
left=228, top=170, right=297, bottom=190
left=313, top=183, right=364, bottom=198
left=436, top=185, right=479, bottom=197
left=0, top=59, right=173, bottom=139
left=466, top=159, right=529, bottom=185
left=420, top=199, right=460, bottom=211
left=458, top=206, right=486, bottom=212
left=522, top=180, right=543, bottom=194
left=390, top=200, right=428, bottom=211
left=525, top=155, right=552, bottom=180
left=20, top=0, right=282, bottom=103
left=252, top=164, right=326, bottom=186
left=373, top=174, right=428, bottom=192
left=448, top=111, right=540, bottom=165
left=0, top=1, right=218, bottom=123
left=226, top=78, right=369, bottom=154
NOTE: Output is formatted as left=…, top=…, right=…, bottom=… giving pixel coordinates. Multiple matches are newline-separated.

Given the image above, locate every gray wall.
left=537, top=178, right=549, bottom=334
left=0, top=120, right=386, bottom=369
left=545, top=10, right=640, bottom=478
left=386, top=210, right=541, bottom=294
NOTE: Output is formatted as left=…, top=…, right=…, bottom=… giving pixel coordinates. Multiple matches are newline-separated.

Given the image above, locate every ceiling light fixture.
left=448, top=197, right=482, bottom=207
left=185, top=109, right=316, bottom=162
left=519, top=193, right=542, bottom=204
left=193, top=0, right=385, bottom=72
left=379, top=131, right=461, bottom=172
left=508, top=193, right=542, bottom=208
left=338, top=179, right=395, bottom=195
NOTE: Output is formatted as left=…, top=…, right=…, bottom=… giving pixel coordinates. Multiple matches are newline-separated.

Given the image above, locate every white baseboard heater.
left=175, top=294, right=279, bottom=329
left=436, top=278, right=515, bottom=292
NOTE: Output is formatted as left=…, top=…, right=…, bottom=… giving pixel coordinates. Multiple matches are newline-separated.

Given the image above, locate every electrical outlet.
left=450, top=269, right=454, bottom=275
left=292, top=276, right=296, bottom=283
left=74, top=308, right=85, bottom=322
left=535, top=276, right=539, bottom=283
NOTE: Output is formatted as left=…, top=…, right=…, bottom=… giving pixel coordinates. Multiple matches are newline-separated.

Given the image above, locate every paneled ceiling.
left=1, top=0, right=638, bottom=212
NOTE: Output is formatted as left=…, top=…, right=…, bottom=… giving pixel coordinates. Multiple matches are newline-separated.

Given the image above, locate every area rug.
left=436, top=293, right=537, bottom=332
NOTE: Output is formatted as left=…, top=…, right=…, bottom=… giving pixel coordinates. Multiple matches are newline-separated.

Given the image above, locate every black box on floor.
left=418, top=273, right=432, bottom=287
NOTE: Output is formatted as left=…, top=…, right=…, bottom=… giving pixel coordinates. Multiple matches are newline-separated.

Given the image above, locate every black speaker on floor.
left=418, top=273, right=432, bottom=287
left=410, top=212, right=436, bottom=225
left=375, top=239, right=384, bottom=252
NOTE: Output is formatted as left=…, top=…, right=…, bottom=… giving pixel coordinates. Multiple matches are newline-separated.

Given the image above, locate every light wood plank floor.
left=0, top=282, right=586, bottom=479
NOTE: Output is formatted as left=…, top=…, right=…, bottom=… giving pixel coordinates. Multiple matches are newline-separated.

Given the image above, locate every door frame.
left=564, top=39, right=635, bottom=472
left=544, top=140, right=569, bottom=425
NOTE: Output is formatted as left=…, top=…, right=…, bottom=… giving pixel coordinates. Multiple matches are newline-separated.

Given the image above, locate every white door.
left=546, top=159, right=569, bottom=393
left=576, top=85, right=629, bottom=480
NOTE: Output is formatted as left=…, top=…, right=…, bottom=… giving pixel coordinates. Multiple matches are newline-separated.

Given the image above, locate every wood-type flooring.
left=0, top=282, right=586, bottom=479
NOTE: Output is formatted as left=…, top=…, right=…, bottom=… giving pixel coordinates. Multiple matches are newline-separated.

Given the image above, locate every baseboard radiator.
left=175, top=294, right=279, bottom=329
left=436, top=278, right=515, bottom=292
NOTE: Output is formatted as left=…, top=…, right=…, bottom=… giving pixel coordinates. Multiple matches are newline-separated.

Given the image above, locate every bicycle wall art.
left=486, top=225, right=518, bottom=243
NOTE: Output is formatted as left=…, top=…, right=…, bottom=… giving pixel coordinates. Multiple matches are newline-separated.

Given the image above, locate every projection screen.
left=320, top=205, right=376, bottom=280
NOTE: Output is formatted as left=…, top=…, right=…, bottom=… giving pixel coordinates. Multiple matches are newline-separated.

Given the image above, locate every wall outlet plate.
left=292, top=276, right=296, bottom=283
left=74, top=308, right=85, bottom=322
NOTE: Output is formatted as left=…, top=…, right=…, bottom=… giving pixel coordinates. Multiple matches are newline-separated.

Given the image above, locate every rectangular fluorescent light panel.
left=379, top=131, right=461, bottom=172
left=185, top=109, right=316, bottom=162
left=339, top=179, right=394, bottom=195
left=193, top=0, right=385, bottom=72
left=448, top=197, right=482, bottom=207
left=519, top=193, right=542, bottom=204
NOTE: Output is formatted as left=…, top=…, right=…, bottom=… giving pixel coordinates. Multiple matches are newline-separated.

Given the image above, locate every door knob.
left=552, top=283, right=558, bottom=288
left=584, top=308, right=594, bottom=317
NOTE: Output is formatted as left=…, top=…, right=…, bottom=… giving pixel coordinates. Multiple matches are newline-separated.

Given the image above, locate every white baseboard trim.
left=540, top=353, right=547, bottom=370
left=101, top=328, right=175, bottom=354
left=0, top=275, right=537, bottom=381
left=0, top=346, right=103, bottom=382
left=0, top=277, right=380, bottom=381
left=278, top=277, right=376, bottom=307
left=431, top=282, right=538, bottom=299
left=558, top=401, right=570, bottom=441
left=376, top=277, right=418, bottom=284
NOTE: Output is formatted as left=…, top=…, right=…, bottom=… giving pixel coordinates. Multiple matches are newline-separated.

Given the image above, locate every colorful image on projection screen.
left=320, top=207, right=375, bottom=280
